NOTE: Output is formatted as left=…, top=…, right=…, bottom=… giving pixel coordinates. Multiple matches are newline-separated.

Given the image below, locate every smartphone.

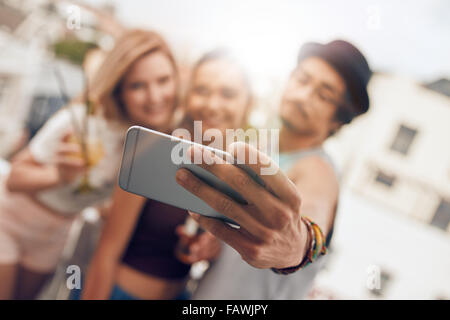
left=118, top=126, right=261, bottom=225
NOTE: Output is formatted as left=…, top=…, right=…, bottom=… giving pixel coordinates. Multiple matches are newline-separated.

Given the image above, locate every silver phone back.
left=118, top=126, right=242, bottom=225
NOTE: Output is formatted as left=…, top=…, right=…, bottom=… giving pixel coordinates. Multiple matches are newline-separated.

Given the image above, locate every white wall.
left=313, top=189, right=450, bottom=299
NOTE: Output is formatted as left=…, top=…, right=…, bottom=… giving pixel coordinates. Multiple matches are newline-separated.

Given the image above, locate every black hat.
left=297, top=40, right=372, bottom=116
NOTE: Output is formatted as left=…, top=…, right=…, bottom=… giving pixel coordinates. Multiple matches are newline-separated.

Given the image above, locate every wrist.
left=284, top=217, right=310, bottom=268
left=271, top=216, right=327, bottom=275
left=298, top=217, right=311, bottom=265
left=37, top=165, right=66, bottom=189
left=53, top=166, right=68, bottom=187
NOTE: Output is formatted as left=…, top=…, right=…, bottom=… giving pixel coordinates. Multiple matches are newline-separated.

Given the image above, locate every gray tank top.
left=192, top=147, right=337, bottom=300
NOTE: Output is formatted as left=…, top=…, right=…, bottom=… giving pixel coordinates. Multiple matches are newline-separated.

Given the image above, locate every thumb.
left=61, top=129, right=76, bottom=143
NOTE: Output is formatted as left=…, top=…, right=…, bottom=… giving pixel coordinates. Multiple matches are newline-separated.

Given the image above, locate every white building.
left=0, top=0, right=65, bottom=157
left=0, top=0, right=108, bottom=158
left=312, top=74, right=450, bottom=299
left=329, top=74, right=450, bottom=232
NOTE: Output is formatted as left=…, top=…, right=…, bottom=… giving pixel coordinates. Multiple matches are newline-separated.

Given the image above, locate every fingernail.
left=189, top=211, right=200, bottom=221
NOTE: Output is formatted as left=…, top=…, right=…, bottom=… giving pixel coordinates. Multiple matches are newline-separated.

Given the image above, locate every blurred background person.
left=82, top=49, right=251, bottom=300
left=0, top=28, right=178, bottom=300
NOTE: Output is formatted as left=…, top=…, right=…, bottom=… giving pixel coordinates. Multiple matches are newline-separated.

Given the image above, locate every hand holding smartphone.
left=118, top=126, right=262, bottom=225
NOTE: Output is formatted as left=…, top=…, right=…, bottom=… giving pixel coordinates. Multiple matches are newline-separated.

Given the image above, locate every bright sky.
left=86, top=0, right=450, bottom=85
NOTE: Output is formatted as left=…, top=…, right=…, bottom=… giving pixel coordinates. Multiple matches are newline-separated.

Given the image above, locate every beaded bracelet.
left=271, top=216, right=327, bottom=275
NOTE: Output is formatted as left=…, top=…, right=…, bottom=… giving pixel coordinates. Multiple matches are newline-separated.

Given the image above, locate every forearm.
left=299, top=200, right=335, bottom=240
left=6, top=164, right=61, bottom=193
left=82, top=190, right=143, bottom=299
left=82, top=257, right=117, bottom=300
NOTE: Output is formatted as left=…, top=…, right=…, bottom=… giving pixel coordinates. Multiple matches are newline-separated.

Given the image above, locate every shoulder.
left=288, top=154, right=338, bottom=188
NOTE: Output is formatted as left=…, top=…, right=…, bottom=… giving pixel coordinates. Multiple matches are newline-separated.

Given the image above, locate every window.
left=25, top=95, right=64, bottom=139
left=374, top=170, right=396, bottom=187
left=430, top=199, right=450, bottom=231
left=390, top=125, right=417, bottom=155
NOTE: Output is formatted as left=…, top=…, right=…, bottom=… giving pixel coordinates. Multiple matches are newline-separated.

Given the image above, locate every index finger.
left=229, top=142, right=300, bottom=212
left=188, top=211, right=253, bottom=258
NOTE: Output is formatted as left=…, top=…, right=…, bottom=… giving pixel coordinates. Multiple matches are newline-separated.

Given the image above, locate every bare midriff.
left=116, top=263, right=187, bottom=300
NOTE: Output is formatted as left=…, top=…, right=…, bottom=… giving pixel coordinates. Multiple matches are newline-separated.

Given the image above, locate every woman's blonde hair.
left=88, top=29, right=178, bottom=124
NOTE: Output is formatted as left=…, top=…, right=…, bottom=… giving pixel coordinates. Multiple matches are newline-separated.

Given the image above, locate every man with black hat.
left=176, top=40, right=372, bottom=299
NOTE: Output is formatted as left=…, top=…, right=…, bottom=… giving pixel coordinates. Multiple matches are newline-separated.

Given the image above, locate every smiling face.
left=119, top=51, right=177, bottom=131
left=280, top=56, right=347, bottom=140
left=185, top=58, right=251, bottom=135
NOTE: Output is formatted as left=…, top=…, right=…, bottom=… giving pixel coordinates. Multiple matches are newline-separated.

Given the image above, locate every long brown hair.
left=88, top=29, right=179, bottom=125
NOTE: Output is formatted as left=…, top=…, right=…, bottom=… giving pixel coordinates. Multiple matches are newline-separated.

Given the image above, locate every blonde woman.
left=0, top=29, right=179, bottom=299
